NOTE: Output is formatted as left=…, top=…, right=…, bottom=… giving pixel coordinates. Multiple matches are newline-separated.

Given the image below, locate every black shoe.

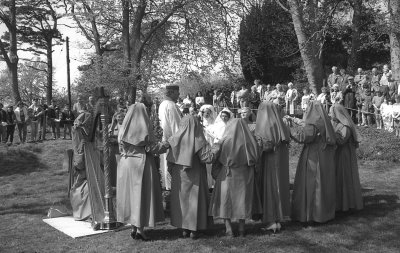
left=135, top=232, right=150, bottom=241
left=130, top=231, right=136, bottom=240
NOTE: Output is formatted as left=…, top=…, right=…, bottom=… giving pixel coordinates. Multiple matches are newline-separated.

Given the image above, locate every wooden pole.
left=66, top=37, right=72, bottom=111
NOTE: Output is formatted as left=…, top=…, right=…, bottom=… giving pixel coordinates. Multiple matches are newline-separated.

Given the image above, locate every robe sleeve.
left=197, top=143, right=221, bottom=164
left=145, top=141, right=170, bottom=155
left=290, top=124, right=317, bottom=144
left=335, top=123, right=351, bottom=145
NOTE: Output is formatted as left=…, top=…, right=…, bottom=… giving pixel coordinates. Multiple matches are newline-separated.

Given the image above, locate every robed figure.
left=70, top=111, right=106, bottom=228
left=116, top=103, right=168, bottom=240
left=329, top=104, right=363, bottom=212
left=209, top=118, right=261, bottom=236
left=289, top=101, right=337, bottom=223
left=167, top=115, right=220, bottom=238
left=255, top=102, right=291, bottom=232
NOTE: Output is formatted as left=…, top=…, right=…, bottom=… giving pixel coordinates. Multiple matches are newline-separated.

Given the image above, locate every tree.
left=238, top=1, right=299, bottom=84
left=17, top=0, right=64, bottom=104
left=388, top=0, right=400, bottom=83
left=0, top=0, right=22, bottom=103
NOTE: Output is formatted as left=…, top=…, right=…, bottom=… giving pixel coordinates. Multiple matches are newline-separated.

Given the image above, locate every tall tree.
left=0, top=0, right=22, bottom=103
left=348, top=0, right=363, bottom=71
left=389, top=0, right=400, bottom=83
left=17, top=0, right=64, bottom=104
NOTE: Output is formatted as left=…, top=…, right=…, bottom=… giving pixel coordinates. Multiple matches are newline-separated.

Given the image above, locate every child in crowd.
left=361, top=88, right=373, bottom=126
left=330, top=84, right=342, bottom=104
left=301, top=87, right=314, bottom=112
left=392, top=96, right=400, bottom=137
left=372, top=90, right=385, bottom=129
left=5, top=105, right=17, bottom=145
left=317, top=86, right=330, bottom=111
left=54, top=106, right=63, bottom=139
left=62, top=105, right=75, bottom=139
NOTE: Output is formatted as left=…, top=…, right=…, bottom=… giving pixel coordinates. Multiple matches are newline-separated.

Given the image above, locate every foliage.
left=238, top=1, right=299, bottom=84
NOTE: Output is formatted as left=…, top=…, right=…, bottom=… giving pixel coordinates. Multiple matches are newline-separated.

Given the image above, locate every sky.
left=0, top=17, right=92, bottom=92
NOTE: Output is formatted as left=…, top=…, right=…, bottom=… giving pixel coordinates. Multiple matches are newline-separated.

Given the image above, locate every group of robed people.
left=69, top=96, right=363, bottom=241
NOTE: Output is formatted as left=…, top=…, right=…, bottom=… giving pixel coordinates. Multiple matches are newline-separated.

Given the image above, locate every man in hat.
left=158, top=85, right=182, bottom=190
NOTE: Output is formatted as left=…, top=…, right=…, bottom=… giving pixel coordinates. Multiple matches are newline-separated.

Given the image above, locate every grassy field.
left=1, top=128, right=400, bottom=253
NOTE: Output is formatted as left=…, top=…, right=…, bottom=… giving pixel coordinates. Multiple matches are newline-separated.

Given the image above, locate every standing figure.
left=117, top=103, right=168, bottom=241
left=0, top=103, right=6, bottom=143
left=5, top=105, right=17, bottom=145
left=329, top=104, right=363, bottom=211
left=316, top=87, right=330, bottom=112
left=327, top=66, right=340, bottom=88
left=14, top=101, right=29, bottom=144
left=86, top=96, right=96, bottom=115
left=255, top=102, right=291, bottom=233
left=240, top=107, right=256, bottom=134
left=354, top=68, right=367, bottom=88
left=301, top=88, right=315, bottom=113
left=285, top=82, right=298, bottom=116
left=289, top=101, right=337, bottom=224
left=342, top=76, right=357, bottom=122
left=72, top=96, right=86, bottom=117
left=62, top=105, right=75, bottom=139
left=263, top=84, right=273, bottom=102
left=209, top=118, right=261, bottom=237
left=167, top=115, right=221, bottom=239
left=392, top=96, right=400, bottom=137
left=158, top=85, right=182, bottom=190
left=372, top=91, right=385, bottom=129
left=370, top=67, right=381, bottom=95
left=195, top=91, right=205, bottom=109
left=29, top=99, right=42, bottom=142
left=209, top=108, right=234, bottom=143
left=237, top=85, right=250, bottom=108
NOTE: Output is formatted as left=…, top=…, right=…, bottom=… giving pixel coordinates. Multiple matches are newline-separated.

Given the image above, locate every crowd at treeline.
left=175, top=64, right=400, bottom=137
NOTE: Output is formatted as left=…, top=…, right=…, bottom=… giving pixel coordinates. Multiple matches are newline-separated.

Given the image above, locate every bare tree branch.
left=0, top=37, right=11, bottom=66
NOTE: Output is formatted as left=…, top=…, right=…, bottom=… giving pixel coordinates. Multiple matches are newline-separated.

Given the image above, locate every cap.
left=166, top=85, right=179, bottom=91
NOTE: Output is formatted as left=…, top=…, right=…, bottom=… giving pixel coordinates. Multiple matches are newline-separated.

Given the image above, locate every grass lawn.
left=1, top=129, right=400, bottom=253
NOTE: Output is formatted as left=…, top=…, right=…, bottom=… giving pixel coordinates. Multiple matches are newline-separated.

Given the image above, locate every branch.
left=27, top=65, right=48, bottom=73
left=137, top=2, right=186, bottom=63
left=20, top=58, right=48, bottom=65
left=68, top=0, right=94, bottom=43
left=274, top=0, right=290, bottom=12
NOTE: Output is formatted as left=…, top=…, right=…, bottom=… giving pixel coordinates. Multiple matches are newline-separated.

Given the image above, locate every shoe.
left=135, top=232, right=150, bottom=241
left=265, top=223, right=278, bottom=234
left=182, top=229, right=190, bottom=238
left=190, top=231, right=198, bottom=240
left=130, top=231, right=136, bottom=239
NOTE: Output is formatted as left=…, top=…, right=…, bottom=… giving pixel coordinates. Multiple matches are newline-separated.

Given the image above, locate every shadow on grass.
left=0, top=196, right=71, bottom=216
left=0, top=147, right=47, bottom=177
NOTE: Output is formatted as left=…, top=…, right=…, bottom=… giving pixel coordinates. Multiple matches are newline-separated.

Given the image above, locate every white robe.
left=158, top=99, right=182, bottom=190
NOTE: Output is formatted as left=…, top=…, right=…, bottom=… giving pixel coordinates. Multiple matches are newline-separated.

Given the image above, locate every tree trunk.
left=389, top=0, right=400, bottom=83
left=287, top=0, right=324, bottom=94
left=9, top=0, right=21, bottom=103
left=46, top=37, right=53, bottom=104
left=348, top=0, right=362, bottom=71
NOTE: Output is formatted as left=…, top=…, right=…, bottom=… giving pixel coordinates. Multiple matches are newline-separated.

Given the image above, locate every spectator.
left=370, top=67, right=381, bottom=94
left=301, top=87, right=315, bottom=112
left=330, top=84, right=342, bottom=104
left=354, top=68, right=367, bottom=87
left=380, top=98, right=392, bottom=131
left=263, top=84, right=273, bottom=102
left=338, top=68, right=349, bottom=90
left=29, top=98, right=42, bottom=142
left=392, top=96, right=400, bottom=138
left=72, top=96, right=86, bottom=117
left=183, top=94, right=193, bottom=107
left=0, top=103, right=7, bottom=144
left=316, top=87, right=330, bottom=112
left=62, top=105, right=75, bottom=139
left=54, top=106, right=63, bottom=139
left=372, top=90, right=385, bottom=129
left=270, top=84, right=285, bottom=106
left=14, top=101, right=29, bottom=144
left=361, top=86, right=373, bottom=126
left=342, top=76, right=357, bottom=121
left=195, top=91, right=205, bottom=109
left=248, top=86, right=260, bottom=110
left=39, top=101, right=48, bottom=141
left=237, top=85, right=249, bottom=108
left=327, top=66, right=340, bottom=88
left=285, top=82, right=298, bottom=115
left=5, top=105, right=17, bottom=145
left=380, top=64, right=392, bottom=87
left=47, top=100, right=57, bottom=140
left=86, top=96, right=95, bottom=114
